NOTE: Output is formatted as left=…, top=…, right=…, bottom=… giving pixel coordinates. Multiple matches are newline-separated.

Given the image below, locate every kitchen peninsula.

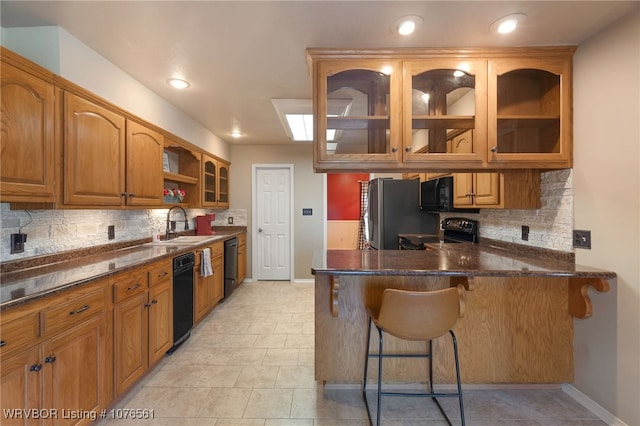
left=312, top=243, right=615, bottom=385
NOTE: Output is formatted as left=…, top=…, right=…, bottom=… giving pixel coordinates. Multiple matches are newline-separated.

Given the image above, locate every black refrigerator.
left=367, top=178, right=438, bottom=249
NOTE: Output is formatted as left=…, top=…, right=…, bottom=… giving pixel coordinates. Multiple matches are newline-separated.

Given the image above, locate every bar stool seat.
left=362, top=286, right=465, bottom=425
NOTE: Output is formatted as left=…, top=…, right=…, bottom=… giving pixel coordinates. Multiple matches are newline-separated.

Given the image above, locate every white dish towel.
left=200, top=248, right=213, bottom=277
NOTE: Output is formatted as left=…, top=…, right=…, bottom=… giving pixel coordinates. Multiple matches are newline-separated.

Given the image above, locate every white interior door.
left=254, top=165, right=292, bottom=280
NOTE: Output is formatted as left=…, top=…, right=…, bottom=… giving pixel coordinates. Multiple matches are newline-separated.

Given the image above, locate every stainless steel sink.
left=145, top=235, right=219, bottom=246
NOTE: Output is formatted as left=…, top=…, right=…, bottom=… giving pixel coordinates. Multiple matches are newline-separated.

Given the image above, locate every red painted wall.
left=327, top=173, right=369, bottom=220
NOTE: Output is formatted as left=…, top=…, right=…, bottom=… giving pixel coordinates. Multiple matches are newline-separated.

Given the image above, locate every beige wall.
left=573, top=9, right=640, bottom=425
left=1, top=26, right=228, bottom=159
left=229, top=144, right=324, bottom=280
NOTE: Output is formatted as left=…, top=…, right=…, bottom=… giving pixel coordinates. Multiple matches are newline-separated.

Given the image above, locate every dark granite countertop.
left=311, top=243, right=616, bottom=279
left=0, top=229, right=246, bottom=310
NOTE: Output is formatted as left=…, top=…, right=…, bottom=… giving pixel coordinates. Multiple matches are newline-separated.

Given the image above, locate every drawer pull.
left=45, top=356, right=56, bottom=364
left=127, top=283, right=141, bottom=292
left=30, top=364, right=42, bottom=372
left=69, top=305, right=90, bottom=315
left=0, top=340, right=6, bottom=347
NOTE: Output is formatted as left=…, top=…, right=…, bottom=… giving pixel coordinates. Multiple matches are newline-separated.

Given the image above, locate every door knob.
left=258, top=228, right=263, bottom=233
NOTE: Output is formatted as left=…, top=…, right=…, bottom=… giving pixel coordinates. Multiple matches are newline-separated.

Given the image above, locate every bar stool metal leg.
left=451, top=330, right=465, bottom=426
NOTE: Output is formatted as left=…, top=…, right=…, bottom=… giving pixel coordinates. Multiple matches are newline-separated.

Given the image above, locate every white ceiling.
left=2, top=1, right=637, bottom=146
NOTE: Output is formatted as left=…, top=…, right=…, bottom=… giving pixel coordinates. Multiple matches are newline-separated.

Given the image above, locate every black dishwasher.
left=224, top=237, right=238, bottom=300
left=170, top=252, right=194, bottom=353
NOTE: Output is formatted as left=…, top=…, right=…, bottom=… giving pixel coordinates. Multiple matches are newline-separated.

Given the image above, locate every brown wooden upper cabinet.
left=488, top=56, right=573, bottom=168
left=202, top=154, right=229, bottom=209
left=64, top=92, right=163, bottom=207
left=313, top=59, right=403, bottom=169
left=0, top=60, right=57, bottom=203
left=307, top=47, right=575, bottom=172
left=402, top=59, right=487, bottom=169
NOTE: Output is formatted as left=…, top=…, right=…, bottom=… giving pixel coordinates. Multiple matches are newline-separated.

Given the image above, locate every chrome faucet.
left=166, top=206, right=189, bottom=240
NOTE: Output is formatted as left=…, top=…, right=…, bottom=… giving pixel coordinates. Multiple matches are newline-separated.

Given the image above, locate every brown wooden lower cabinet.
left=42, top=315, right=107, bottom=426
left=194, top=242, right=224, bottom=324
left=0, top=241, right=242, bottom=422
left=0, top=281, right=111, bottom=426
left=1, top=346, right=42, bottom=426
left=113, top=259, right=173, bottom=397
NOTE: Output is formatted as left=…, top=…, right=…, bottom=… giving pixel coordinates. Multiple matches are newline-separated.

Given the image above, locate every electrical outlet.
left=108, top=225, right=115, bottom=240
left=521, top=225, right=529, bottom=241
left=573, top=230, right=591, bottom=249
left=10, top=233, right=27, bottom=254
left=228, top=216, right=234, bottom=225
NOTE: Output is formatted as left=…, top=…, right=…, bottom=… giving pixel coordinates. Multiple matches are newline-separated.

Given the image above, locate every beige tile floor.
left=99, top=281, right=605, bottom=426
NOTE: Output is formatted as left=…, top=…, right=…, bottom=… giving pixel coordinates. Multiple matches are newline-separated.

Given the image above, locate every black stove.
left=398, top=217, right=478, bottom=250
left=441, top=217, right=479, bottom=243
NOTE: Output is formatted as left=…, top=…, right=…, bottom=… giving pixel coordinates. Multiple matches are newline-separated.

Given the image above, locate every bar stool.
left=362, top=287, right=465, bottom=426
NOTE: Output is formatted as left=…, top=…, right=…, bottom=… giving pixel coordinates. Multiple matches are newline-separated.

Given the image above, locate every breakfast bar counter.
left=311, top=244, right=615, bottom=385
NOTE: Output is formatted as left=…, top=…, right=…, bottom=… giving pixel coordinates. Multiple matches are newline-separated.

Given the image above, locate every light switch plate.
left=302, top=208, right=313, bottom=216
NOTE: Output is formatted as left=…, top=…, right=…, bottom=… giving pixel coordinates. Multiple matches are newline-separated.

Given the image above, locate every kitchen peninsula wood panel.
left=312, top=247, right=614, bottom=384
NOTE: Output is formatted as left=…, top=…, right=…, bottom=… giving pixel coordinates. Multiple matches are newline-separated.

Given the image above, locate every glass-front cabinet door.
left=402, top=59, right=487, bottom=168
left=202, top=155, right=217, bottom=207
left=487, top=55, right=572, bottom=168
left=217, top=161, right=229, bottom=208
left=314, top=60, right=402, bottom=170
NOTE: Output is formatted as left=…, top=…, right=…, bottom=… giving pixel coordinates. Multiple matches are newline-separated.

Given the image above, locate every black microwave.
left=420, top=176, right=479, bottom=213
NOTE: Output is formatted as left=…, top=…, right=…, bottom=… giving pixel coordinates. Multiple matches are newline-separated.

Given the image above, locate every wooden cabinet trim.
left=41, top=287, right=106, bottom=338
left=112, top=270, right=149, bottom=304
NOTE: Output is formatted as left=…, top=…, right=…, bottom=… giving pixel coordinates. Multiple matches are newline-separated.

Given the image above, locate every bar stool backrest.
left=375, top=287, right=461, bottom=341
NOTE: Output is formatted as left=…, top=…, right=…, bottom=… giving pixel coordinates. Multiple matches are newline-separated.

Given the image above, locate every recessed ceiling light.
left=167, top=78, right=190, bottom=89
left=490, top=13, right=527, bottom=34
left=230, top=130, right=243, bottom=138
left=392, top=15, right=423, bottom=36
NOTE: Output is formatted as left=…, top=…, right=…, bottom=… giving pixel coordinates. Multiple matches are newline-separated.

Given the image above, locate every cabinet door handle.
left=391, top=147, right=398, bottom=153
left=30, top=364, right=42, bottom=372
left=44, top=356, right=56, bottom=364
left=151, top=299, right=158, bottom=305
left=144, top=302, right=152, bottom=308
left=490, top=146, right=498, bottom=153
left=158, top=272, right=168, bottom=279
left=127, top=283, right=141, bottom=292
left=0, top=340, right=6, bottom=347
left=120, top=192, right=127, bottom=197
left=69, top=305, right=90, bottom=315
left=129, top=193, right=136, bottom=197
left=405, top=147, right=411, bottom=152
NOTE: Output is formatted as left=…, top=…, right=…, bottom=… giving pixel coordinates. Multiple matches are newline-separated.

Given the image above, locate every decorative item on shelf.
left=163, top=188, right=186, bottom=203
left=163, top=152, right=170, bottom=172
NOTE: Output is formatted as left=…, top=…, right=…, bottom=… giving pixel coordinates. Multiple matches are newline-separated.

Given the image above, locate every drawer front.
left=42, top=288, right=105, bottom=337
left=211, top=241, right=224, bottom=258
left=149, top=260, right=172, bottom=287
left=113, top=270, right=148, bottom=303
left=0, top=312, right=40, bottom=355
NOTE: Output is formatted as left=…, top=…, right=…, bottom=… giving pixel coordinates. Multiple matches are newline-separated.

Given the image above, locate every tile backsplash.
left=1, top=169, right=573, bottom=262
left=442, top=169, right=574, bottom=252
left=0, top=206, right=247, bottom=262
